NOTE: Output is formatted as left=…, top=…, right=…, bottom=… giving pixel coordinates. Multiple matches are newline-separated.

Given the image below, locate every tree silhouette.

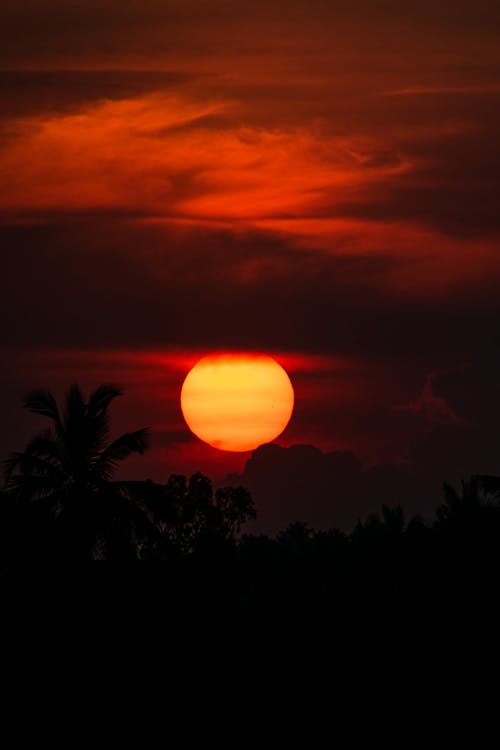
left=351, top=505, right=407, bottom=547
left=140, top=471, right=256, bottom=554
left=472, top=474, right=500, bottom=499
left=435, top=477, right=500, bottom=526
left=3, top=384, right=157, bottom=560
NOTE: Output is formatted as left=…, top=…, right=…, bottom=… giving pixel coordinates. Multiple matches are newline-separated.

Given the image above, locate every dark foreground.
left=2, top=505, right=500, bottom=716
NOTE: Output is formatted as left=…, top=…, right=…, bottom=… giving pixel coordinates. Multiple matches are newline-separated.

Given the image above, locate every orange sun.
left=180, top=353, right=294, bottom=452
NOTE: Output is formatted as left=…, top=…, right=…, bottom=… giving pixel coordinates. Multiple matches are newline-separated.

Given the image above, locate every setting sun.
left=180, top=353, right=294, bottom=452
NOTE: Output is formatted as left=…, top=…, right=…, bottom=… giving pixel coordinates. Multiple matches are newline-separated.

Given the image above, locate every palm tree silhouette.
left=473, top=474, right=500, bottom=499
left=437, top=477, right=488, bottom=522
left=435, top=477, right=500, bottom=548
left=3, top=384, right=157, bottom=560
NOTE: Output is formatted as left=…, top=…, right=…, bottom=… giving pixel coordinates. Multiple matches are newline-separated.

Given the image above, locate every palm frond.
left=87, top=385, right=123, bottom=456
left=87, top=384, right=123, bottom=418
left=474, top=474, right=500, bottom=499
left=4, top=451, right=64, bottom=483
left=23, top=389, right=64, bottom=436
left=3, top=474, right=62, bottom=502
left=4, top=452, right=25, bottom=482
left=442, top=481, right=460, bottom=507
left=92, top=428, right=150, bottom=481
left=381, top=504, right=405, bottom=532
left=88, top=402, right=112, bottom=456
left=23, top=430, right=59, bottom=458
left=62, top=384, right=98, bottom=472
left=63, top=384, right=86, bottom=430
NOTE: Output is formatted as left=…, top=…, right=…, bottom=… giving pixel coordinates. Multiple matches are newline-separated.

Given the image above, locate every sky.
left=2, top=1, right=500, bottom=531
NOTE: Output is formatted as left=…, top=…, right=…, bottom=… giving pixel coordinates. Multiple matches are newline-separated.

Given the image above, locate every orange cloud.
left=0, top=90, right=406, bottom=222
left=2, top=86, right=499, bottom=297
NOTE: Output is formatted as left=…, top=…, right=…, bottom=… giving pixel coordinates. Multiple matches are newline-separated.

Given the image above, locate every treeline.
left=2, top=383, right=500, bottom=703
left=2, top=472, right=500, bottom=707
left=0, top=470, right=256, bottom=564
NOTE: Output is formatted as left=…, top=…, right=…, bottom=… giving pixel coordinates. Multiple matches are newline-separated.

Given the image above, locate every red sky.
left=2, top=1, right=500, bottom=529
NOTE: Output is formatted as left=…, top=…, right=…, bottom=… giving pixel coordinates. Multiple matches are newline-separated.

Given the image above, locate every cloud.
left=2, top=79, right=500, bottom=302
left=0, top=218, right=490, bottom=356
left=224, top=368, right=500, bottom=534
left=220, top=355, right=500, bottom=534
left=223, top=443, right=427, bottom=533
left=2, top=1, right=500, bottom=71
left=0, top=70, right=194, bottom=118
left=0, top=90, right=406, bottom=226
left=394, top=373, right=467, bottom=426
left=382, top=85, right=500, bottom=97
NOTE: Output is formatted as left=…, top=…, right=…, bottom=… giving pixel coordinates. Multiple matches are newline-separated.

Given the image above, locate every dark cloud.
left=2, top=218, right=498, bottom=362
left=0, top=70, right=194, bottom=118
left=221, top=355, right=500, bottom=534
left=225, top=410, right=500, bottom=535
left=334, top=115, right=500, bottom=236
left=222, top=443, right=428, bottom=533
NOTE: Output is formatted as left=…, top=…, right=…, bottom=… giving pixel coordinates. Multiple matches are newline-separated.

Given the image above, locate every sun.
left=180, top=353, right=294, bottom=452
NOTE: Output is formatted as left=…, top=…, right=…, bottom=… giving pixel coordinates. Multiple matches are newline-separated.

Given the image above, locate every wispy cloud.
left=382, top=84, right=500, bottom=96
left=0, top=90, right=405, bottom=225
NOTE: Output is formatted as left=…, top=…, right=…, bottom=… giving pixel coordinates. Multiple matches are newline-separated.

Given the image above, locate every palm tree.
left=437, top=477, right=490, bottom=523
left=3, top=383, right=158, bottom=561
left=353, top=505, right=406, bottom=540
left=473, top=474, right=500, bottom=499
left=435, top=477, right=500, bottom=545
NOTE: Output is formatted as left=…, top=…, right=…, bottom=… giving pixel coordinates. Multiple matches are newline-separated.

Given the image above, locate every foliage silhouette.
left=3, top=383, right=500, bottom=709
left=3, top=383, right=159, bottom=560
left=123, top=471, right=256, bottom=557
